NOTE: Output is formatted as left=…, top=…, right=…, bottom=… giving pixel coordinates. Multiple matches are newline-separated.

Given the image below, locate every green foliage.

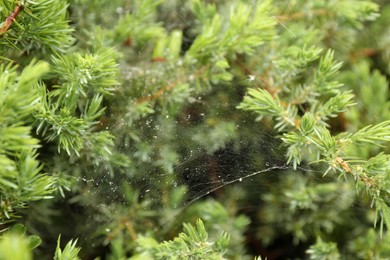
left=0, top=224, right=41, bottom=260
left=306, top=238, right=340, bottom=260
left=181, top=199, right=250, bottom=259
left=0, top=0, right=390, bottom=259
left=54, top=235, right=81, bottom=260
left=259, top=173, right=356, bottom=245
left=0, top=0, right=73, bottom=56
left=133, top=219, right=230, bottom=260
left=35, top=47, right=118, bottom=156
left=0, top=232, right=32, bottom=260
left=0, top=60, right=54, bottom=223
left=238, top=43, right=390, bottom=237
left=339, top=61, right=390, bottom=129
left=348, top=228, right=390, bottom=259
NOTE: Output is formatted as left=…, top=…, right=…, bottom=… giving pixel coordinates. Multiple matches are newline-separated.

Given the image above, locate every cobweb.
left=72, top=0, right=370, bottom=254
left=72, top=1, right=316, bottom=217
left=106, top=1, right=305, bottom=209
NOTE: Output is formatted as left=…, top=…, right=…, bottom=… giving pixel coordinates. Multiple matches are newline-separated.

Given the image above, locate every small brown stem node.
left=0, top=5, right=23, bottom=34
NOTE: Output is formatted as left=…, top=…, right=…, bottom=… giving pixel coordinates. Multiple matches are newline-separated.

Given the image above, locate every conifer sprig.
left=0, top=0, right=389, bottom=259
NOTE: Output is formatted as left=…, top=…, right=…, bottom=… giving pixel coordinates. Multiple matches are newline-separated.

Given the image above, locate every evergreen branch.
left=326, top=157, right=377, bottom=189
left=237, top=88, right=284, bottom=116
left=344, top=120, right=390, bottom=146
left=238, top=88, right=299, bottom=130
left=0, top=0, right=74, bottom=54
left=0, top=4, right=23, bottom=35
left=316, top=92, right=355, bottom=121
left=0, top=151, right=55, bottom=222
left=374, top=200, right=390, bottom=238
left=49, top=48, right=119, bottom=97
left=135, top=219, right=230, bottom=259
left=54, top=235, right=80, bottom=260
left=306, top=238, right=340, bottom=259
left=0, top=0, right=389, bottom=258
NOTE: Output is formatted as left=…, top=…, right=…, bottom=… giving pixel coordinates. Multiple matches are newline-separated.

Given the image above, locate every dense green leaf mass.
left=0, top=0, right=390, bottom=259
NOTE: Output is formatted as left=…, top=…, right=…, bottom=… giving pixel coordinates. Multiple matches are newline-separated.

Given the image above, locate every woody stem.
left=0, top=5, right=23, bottom=34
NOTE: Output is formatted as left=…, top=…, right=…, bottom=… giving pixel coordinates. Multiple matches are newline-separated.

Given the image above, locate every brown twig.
left=334, top=157, right=377, bottom=187
left=135, top=65, right=208, bottom=104
left=275, top=9, right=328, bottom=22
left=234, top=58, right=281, bottom=97
left=349, top=48, right=379, bottom=63
left=0, top=5, right=23, bottom=34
